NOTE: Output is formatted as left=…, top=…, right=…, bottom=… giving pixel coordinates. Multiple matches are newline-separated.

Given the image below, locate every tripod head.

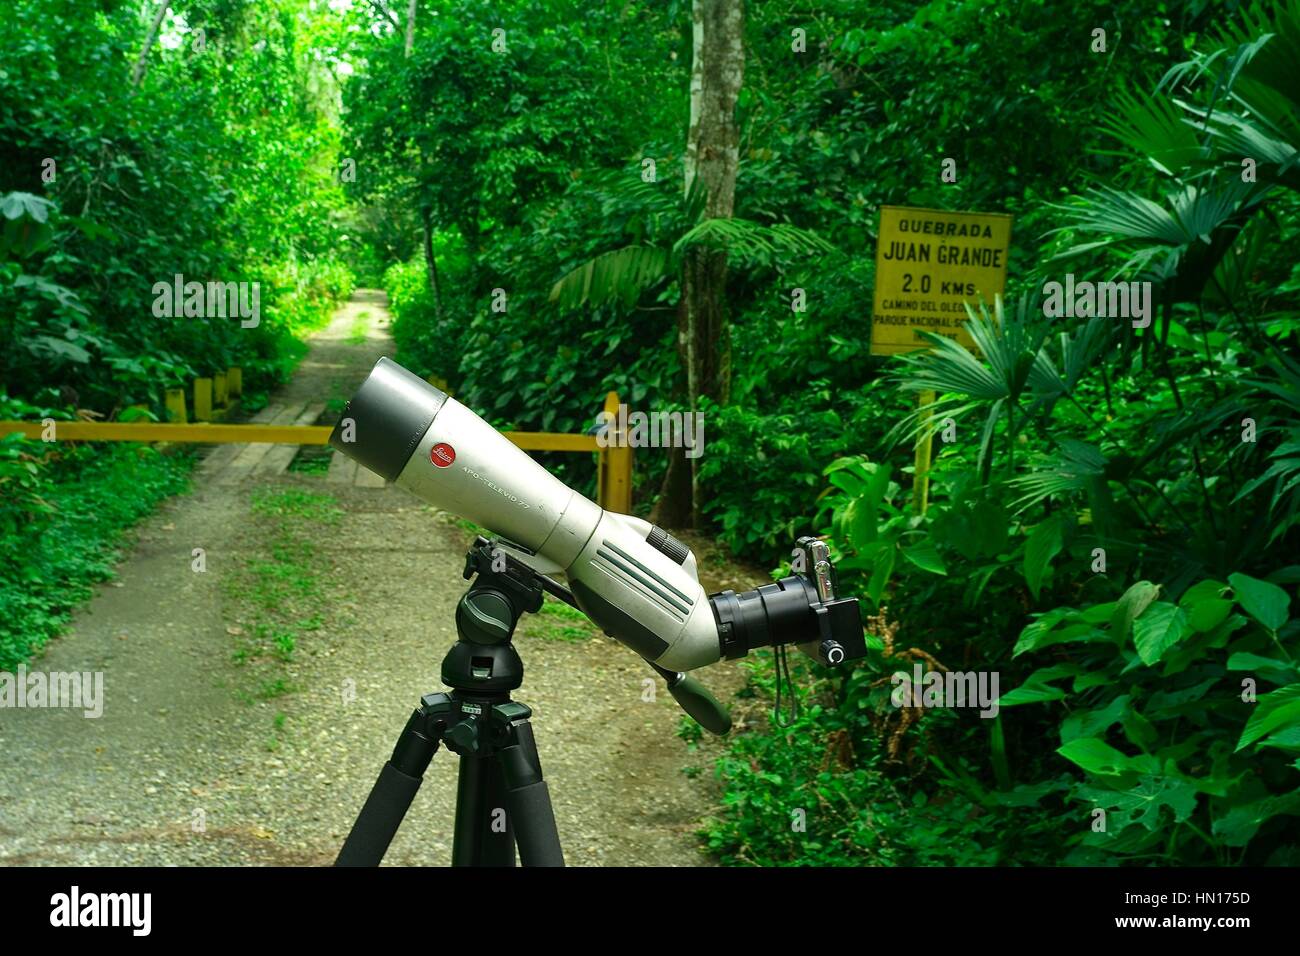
left=457, top=536, right=734, bottom=734
left=454, top=533, right=865, bottom=735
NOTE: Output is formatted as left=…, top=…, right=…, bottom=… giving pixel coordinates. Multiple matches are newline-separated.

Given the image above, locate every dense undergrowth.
left=0, top=439, right=193, bottom=670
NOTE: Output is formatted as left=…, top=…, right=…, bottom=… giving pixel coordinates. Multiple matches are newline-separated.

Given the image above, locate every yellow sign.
left=870, top=205, right=1013, bottom=356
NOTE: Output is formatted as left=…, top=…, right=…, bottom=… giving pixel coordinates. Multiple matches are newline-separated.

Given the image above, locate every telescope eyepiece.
left=709, top=565, right=866, bottom=667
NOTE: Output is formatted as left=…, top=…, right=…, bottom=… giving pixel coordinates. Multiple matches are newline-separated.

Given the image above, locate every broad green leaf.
left=1013, top=609, right=1108, bottom=657
left=1237, top=683, right=1300, bottom=751
left=840, top=497, right=876, bottom=550
left=1023, top=513, right=1067, bottom=600
left=1080, top=601, right=1118, bottom=625
left=901, top=536, right=947, bottom=575
left=1057, top=737, right=1144, bottom=776
left=1061, top=694, right=1130, bottom=743
left=1074, top=669, right=1116, bottom=692
left=1180, top=579, right=1228, bottom=604
left=1179, top=579, right=1233, bottom=632
left=866, top=540, right=896, bottom=606
left=998, top=664, right=1078, bottom=706
left=1132, top=601, right=1190, bottom=665
left=1015, top=607, right=1078, bottom=655
left=1229, top=572, right=1291, bottom=632
left=1077, top=774, right=1198, bottom=831
left=1258, top=723, right=1300, bottom=752
left=1227, top=651, right=1297, bottom=681
left=861, top=462, right=893, bottom=514
left=1212, top=791, right=1300, bottom=847
left=998, top=683, right=1068, bottom=707
left=1205, top=612, right=1250, bottom=645
left=1110, top=580, right=1160, bottom=642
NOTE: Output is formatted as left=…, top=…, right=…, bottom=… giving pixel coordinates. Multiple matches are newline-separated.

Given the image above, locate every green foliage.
left=0, top=0, right=357, bottom=418
left=0, top=441, right=193, bottom=670
left=701, top=656, right=1058, bottom=866
left=384, top=254, right=471, bottom=388
left=1053, top=0, right=1300, bottom=300
left=1005, top=575, right=1299, bottom=862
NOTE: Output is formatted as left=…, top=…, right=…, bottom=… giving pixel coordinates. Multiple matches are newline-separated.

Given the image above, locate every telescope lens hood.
left=329, top=356, right=448, bottom=481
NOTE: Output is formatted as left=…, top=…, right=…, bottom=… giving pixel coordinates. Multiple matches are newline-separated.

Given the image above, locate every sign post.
left=911, top=389, right=935, bottom=515
left=870, top=205, right=1012, bottom=513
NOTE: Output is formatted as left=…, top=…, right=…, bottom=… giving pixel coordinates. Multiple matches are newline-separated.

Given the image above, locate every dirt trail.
left=0, top=291, right=752, bottom=866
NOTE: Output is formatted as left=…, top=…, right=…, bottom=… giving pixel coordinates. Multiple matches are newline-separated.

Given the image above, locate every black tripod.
left=336, top=537, right=565, bottom=866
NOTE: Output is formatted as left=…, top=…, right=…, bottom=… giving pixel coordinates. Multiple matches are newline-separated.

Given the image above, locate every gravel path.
left=0, top=292, right=755, bottom=866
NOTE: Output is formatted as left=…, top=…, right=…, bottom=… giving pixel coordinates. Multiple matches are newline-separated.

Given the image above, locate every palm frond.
left=883, top=397, right=987, bottom=452
left=887, top=294, right=1110, bottom=485
left=1008, top=440, right=1108, bottom=513
left=1058, top=315, right=1114, bottom=393
left=548, top=244, right=672, bottom=310
left=1050, top=180, right=1264, bottom=297
left=1100, top=86, right=1208, bottom=175
left=892, top=330, right=1008, bottom=401
left=1053, top=182, right=1252, bottom=247
left=1202, top=107, right=1300, bottom=189
left=1216, top=0, right=1300, bottom=118
left=672, top=217, right=834, bottom=265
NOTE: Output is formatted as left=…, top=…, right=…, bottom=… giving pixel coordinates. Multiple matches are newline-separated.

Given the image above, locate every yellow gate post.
left=226, top=366, right=242, bottom=398
left=912, top=389, right=935, bottom=515
left=194, top=378, right=213, bottom=422
left=597, top=394, right=610, bottom=507
left=598, top=391, right=632, bottom=514
left=165, top=389, right=188, bottom=424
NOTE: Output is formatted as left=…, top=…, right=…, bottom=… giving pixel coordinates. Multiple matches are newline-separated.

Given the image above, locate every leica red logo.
left=430, top=442, right=456, bottom=467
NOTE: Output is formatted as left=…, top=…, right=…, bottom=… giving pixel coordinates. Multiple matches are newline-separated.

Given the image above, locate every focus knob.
left=647, top=525, right=690, bottom=564
left=821, top=639, right=846, bottom=665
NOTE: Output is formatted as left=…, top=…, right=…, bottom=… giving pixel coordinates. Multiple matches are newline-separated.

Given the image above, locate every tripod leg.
left=336, top=708, right=439, bottom=866
left=452, top=755, right=516, bottom=866
left=497, top=718, right=564, bottom=867
left=481, top=756, right=517, bottom=866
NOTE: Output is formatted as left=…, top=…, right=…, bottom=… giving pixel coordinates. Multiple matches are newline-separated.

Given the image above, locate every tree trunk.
left=657, top=0, right=744, bottom=529
left=405, top=0, right=416, bottom=58
left=131, top=2, right=171, bottom=89
left=421, top=207, right=444, bottom=322
left=652, top=295, right=701, bottom=530
left=457, top=213, right=486, bottom=296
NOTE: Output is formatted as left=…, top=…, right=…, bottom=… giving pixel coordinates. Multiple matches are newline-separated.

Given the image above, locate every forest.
left=2, top=0, right=1299, bottom=868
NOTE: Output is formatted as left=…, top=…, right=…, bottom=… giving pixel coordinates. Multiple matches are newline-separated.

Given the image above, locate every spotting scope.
left=329, top=358, right=865, bottom=676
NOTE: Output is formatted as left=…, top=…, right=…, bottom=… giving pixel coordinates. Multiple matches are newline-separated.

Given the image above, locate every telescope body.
left=332, top=358, right=722, bottom=671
